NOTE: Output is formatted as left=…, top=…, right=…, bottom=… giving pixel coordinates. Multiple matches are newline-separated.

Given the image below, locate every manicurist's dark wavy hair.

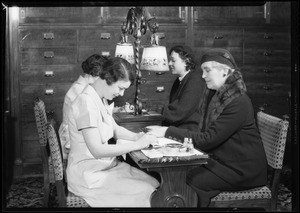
left=81, top=54, right=109, bottom=77
left=100, top=57, right=135, bottom=85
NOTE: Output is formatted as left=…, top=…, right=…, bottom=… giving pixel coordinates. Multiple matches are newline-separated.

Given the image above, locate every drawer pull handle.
left=101, top=33, right=111, bottom=40
left=45, top=89, right=54, bottom=95
left=44, top=71, right=54, bottom=77
left=156, top=86, right=165, bottom=93
left=263, top=85, right=272, bottom=90
left=140, top=78, right=147, bottom=84
left=101, top=51, right=110, bottom=56
left=263, top=33, right=272, bottom=39
left=44, top=51, right=54, bottom=58
left=43, top=33, right=54, bottom=40
left=214, top=35, right=223, bottom=39
left=156, top=72, right=165, bottom=75
left=263, top=103, right=271, bottom=108
left=263, top=50, right=272, bottom=56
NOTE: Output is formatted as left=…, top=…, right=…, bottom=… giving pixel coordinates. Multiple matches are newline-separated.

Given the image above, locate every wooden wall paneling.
left=102, top=6, right=187, bottom=24
left=19, top=7, right=102, bottom=24
left=193, top=5, right=266, bottom=25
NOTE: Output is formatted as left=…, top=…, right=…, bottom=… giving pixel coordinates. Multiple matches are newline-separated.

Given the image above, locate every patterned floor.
left=4, top=168, right=292, bottom=210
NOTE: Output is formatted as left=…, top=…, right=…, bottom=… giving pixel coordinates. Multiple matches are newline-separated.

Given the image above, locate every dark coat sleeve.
left=163, top=71, right=205, bottom=126
left=165, top=95, right=249, bottom=150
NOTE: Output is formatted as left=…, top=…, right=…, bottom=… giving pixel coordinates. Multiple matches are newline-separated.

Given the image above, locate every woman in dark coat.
left=162, top=45, right=205, bottom=131
left=146, top=48, right=268, bottom=207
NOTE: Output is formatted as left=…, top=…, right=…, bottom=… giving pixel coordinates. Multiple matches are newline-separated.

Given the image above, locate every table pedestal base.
left=149, top=165, right=198, bottom=207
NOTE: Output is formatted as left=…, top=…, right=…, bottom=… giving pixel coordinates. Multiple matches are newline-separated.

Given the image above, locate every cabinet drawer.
left=250, top=96, right=290, bottom=118
left=78, top=47, right=114, bottom=63
left=20, top=83, right=72, bottom=104
left=246, top=82, right=291, bottom=97
left=139, top=81, right=173, bottom=102
left=21, top=102, right=63, bottom=123
left=20, top=65, right=81, bottom=83
left=242, top=65, right=291, bottom=84
left=194, top=27, right=243, bottom=47
left=157, top=26, right=188, bottom=48
left=194, top=47, right=243, bottom=65
left=244, top=48, right=291, bottom=64
left=244, top=27, right=290, bottom=48
left=141, top=70, right=177, bottom=82
left=79, top=28, right=131, bottom=46
left=114, top=81, right=173, bottom=109
left=19, top=28, right=77, bottom=47
left=19, top=7, right=102, bottom=24
left=21, top=47, right=77, bottom=65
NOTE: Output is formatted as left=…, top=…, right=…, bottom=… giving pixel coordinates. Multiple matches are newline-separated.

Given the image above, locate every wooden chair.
left=209, top=108, right=289, bottom=211
left=46, top=122, right=90, bottom=207
left=33, top=97, right=55, bottom=207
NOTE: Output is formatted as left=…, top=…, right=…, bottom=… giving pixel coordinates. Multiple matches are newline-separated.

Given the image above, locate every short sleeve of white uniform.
left=74, top=94, right=99, bottom=130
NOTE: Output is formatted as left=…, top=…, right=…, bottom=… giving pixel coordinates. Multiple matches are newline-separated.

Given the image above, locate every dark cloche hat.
left=200, top=48, right=238, bottom=69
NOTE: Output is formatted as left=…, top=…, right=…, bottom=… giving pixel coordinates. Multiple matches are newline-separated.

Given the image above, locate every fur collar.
left=198, top=71, right=247, bottom=131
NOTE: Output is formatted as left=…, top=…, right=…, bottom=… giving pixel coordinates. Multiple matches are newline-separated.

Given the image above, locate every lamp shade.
left=115, top=43, right=135, bottom=64
left=140, top=46, right=169, bottom=72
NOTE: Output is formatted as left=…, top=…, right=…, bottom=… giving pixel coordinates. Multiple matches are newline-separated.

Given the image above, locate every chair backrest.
left=46, top=122, right=67, bottom=207
left=34, top=98, right=48, bottom=146
left=47, top=122, right=64, bottom=181
left=257, top=111, right=289, bottom=169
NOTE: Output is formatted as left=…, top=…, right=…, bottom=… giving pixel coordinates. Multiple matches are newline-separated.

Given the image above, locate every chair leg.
left=43, top=178, right=50, bottom=207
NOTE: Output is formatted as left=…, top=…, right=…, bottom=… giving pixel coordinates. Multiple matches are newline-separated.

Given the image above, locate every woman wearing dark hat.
left=162, top=45, right=206, bottom=131
left=146, top=48, right=268, bottom=207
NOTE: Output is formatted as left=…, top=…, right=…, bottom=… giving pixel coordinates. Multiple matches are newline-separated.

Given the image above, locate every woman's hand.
left=135, top=132, right=145, bottom=140
left=146, top=125, right=168, bottom=138
left=136, top=133, right=158, bottom=150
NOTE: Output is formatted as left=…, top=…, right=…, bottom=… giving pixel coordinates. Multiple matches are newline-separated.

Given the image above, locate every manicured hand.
left=137, top=133, right=158, bottom=150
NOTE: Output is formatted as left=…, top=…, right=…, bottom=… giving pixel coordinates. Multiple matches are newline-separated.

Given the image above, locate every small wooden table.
left=113, top=111, right=164, bottom=133
left=129, top=150, right=209, bottom=207
left=114, top=111, right=208, bottom=207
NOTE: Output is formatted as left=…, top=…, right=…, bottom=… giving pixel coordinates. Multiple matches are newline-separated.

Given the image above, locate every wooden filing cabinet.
left=243, top=26, right=291, bottom=117
left=19, top=26, right=77, bottom=173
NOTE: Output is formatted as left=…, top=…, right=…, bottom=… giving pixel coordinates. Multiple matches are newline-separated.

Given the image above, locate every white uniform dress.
left=59, top=76, right=89, bottom=159
left=66, top=85, right=159, bottom=207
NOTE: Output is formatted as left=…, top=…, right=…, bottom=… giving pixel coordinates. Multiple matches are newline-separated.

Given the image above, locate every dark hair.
left=99, top=57, right=135, bottom=85
left=81, top=54, right=109, bottom=77
left=169, top=45, right=196, bottom=71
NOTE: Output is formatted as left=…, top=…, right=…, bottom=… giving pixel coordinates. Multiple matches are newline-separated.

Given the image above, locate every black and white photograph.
left=2, top=1, right=298, bottom=212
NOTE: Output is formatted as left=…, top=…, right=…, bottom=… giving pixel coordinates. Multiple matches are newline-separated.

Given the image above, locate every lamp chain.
left=134, top=37, right=142, bottom=115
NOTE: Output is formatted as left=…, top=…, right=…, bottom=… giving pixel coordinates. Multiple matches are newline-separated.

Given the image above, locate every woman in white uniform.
left=59, top=54, right=108, bottom=159
left=67, top=57, right=160, bottom=207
